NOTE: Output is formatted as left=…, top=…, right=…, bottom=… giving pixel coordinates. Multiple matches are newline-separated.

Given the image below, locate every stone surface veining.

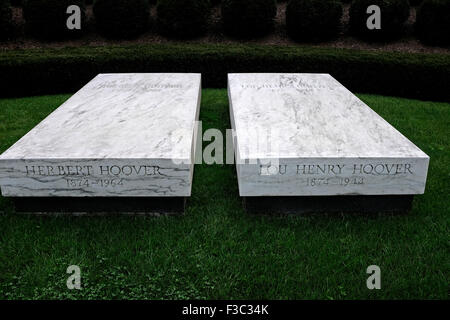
left=0, top=73, right=201, bottom=197
left=228, top=73, right=429, bottom=196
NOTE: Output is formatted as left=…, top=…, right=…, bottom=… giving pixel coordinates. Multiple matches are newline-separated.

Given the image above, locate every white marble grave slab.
left=228, top=73, right=429, bottom=196
left=0, top=73, right=201, bottom=197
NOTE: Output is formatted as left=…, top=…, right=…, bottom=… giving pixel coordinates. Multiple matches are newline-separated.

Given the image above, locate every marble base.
left=243, top=195, right=414, bottom=215
left=12, top=197, right=186, bottom=215
left=228, top=73, right=430, bottom=198
left=0, top=73, right=201, bottom=198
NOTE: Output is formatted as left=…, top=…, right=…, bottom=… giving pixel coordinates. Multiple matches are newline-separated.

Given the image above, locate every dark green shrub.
left=286, top=0, right=342, bottom=42
left=0, top=44, right=448, bottom=101
left=222, top=0, right=277, bottom=38
left=94, top=0, right=150, bottom=39
left=0, top=1, right=14, bottom=41
left=156, top=0, right=210, bottom=38
left=409, top=0, right=423, bottom=5
left=349, top=0, right=410, bottom=41
left=416, top=0, right=450, bottom=46
left=23, top=0, right=86, bottom=40
left=10, top=0, right=23, bottom=6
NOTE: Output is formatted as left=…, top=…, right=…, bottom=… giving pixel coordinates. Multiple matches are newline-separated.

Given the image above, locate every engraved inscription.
left=258, top=162, right=415, bottom=188
left=91, top=81, right=183, bottom=91
left=306, top=177, right=365, bottom=187
left=239, top=75, right=328, bottom=91
left=259, top=163, right=414, bottom=176
left=25, top=165, right=162, bottom=177
left=65, top=178, right=124, bottom=189
left=23, top=164, right=163, bottom=190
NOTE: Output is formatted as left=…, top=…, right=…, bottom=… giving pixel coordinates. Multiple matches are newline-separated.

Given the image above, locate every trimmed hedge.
left=23, top=0, right=86, bottom=40
left=349, top=0, right=410, bottom=41
left=93, top=0, right=151, bottom=39
left=415, top=0, right=450, bottom=46
left=286, top=0, right=342, bottom=42
left=0, top=1, right=14, bottom=41
left=0, top=44, right=448, bottom=101
left=156, top=0, right=211, bottom=38
left=222, top=0, right=277, bottom=38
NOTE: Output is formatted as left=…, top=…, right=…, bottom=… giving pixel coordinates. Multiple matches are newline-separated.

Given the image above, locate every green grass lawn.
left=0, top=90, right=448, bottom=299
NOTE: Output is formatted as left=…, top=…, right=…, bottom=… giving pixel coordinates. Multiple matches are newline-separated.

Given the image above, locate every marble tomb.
left=228, top=73, right=429, bottom=213
left=0, top=73, right=202, bottom=213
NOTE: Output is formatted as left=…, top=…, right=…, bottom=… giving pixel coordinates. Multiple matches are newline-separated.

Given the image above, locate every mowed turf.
left=0, top=90, right=448, bottom=299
